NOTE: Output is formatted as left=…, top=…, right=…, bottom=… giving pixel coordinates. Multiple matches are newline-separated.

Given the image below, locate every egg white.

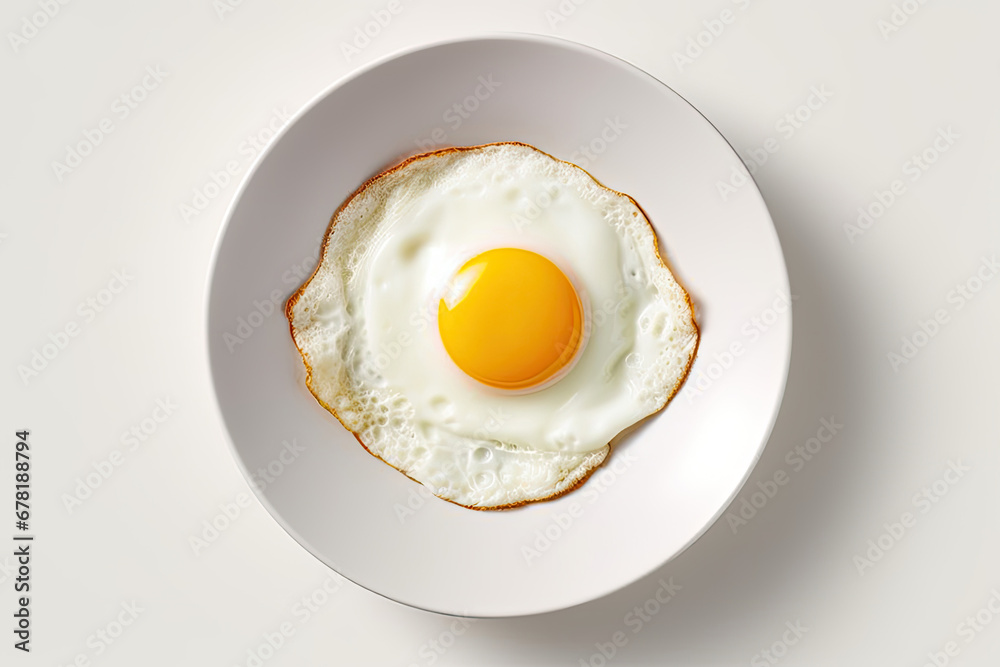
left=286, top=143, right=698, bottom=509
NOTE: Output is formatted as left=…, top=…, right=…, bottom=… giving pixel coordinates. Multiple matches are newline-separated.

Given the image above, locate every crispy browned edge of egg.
left=283, top=141, right=702, bottom=512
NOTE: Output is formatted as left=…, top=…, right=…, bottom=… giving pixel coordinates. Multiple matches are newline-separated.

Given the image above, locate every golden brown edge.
left=283, top=141, right=701, bottom=511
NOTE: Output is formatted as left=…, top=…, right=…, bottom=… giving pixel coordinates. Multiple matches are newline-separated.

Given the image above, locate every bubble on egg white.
left=473, top=471, right=496, bottom=490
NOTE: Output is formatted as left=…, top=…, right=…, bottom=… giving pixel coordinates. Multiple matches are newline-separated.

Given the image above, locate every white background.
left=2, top=0, right=999, bottom=665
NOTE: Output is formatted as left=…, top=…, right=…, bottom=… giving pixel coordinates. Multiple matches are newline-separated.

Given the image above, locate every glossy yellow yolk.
left=438, top=248, right=583, bottom=391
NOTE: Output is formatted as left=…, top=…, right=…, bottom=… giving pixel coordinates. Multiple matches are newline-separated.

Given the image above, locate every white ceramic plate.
left=207, top=34, right=791, bottom=617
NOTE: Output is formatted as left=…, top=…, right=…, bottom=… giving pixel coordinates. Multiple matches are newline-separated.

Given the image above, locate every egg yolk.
left=438, top=248, right=583, bottom=391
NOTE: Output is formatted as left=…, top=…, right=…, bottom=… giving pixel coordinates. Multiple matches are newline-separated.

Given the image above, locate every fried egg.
left=285, top=142, right=698, bottom=509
